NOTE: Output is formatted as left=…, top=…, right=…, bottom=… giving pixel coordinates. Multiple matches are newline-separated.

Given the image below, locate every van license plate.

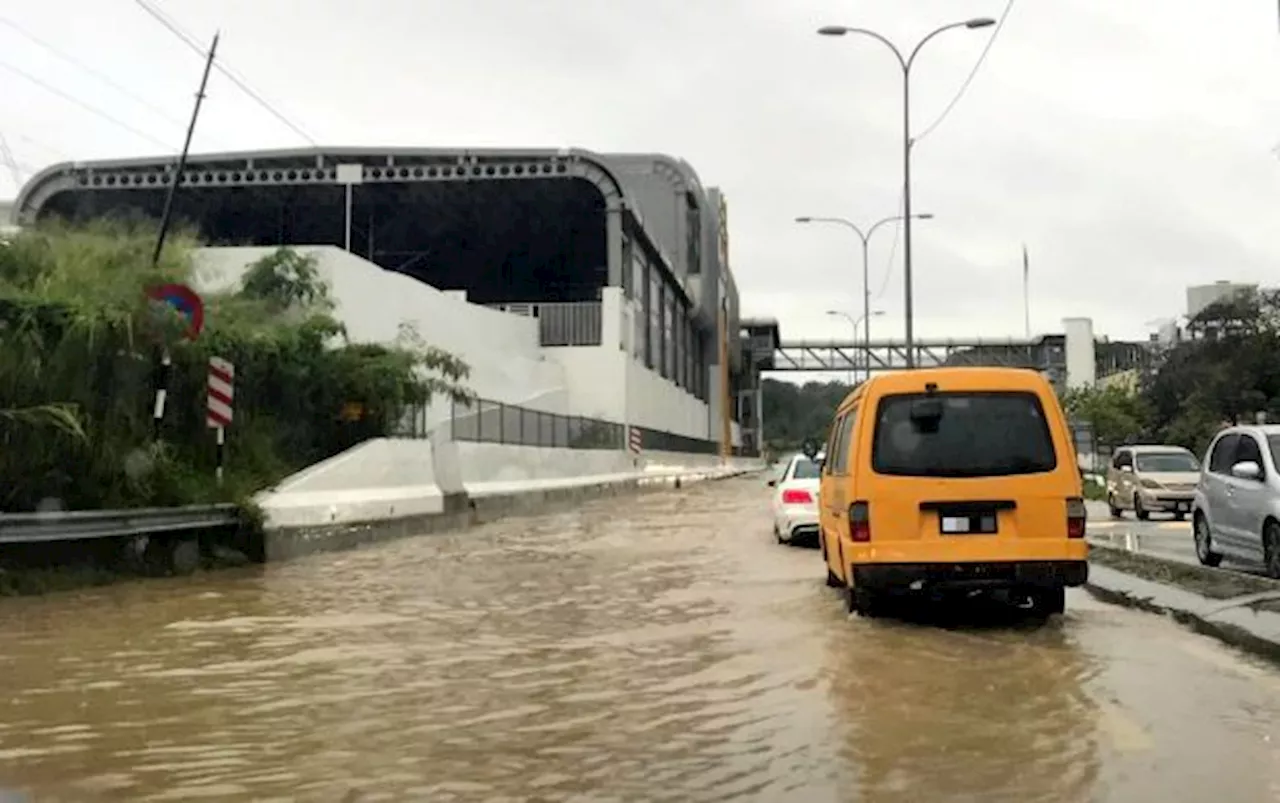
left=941, top=516, right=971, bottom=534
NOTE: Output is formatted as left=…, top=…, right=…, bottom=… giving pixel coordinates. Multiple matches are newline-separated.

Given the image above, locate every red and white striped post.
left=207, top=356, right=234, bottom=485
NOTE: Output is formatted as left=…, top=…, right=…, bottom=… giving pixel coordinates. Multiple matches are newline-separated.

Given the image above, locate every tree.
left=0, top=227, right=472, bottom=511
left=1060, top=384, right=1150, bottom=449
left=761, top=378, right=852, bottom=455
left=1141, top=290, right=1280, bottom=456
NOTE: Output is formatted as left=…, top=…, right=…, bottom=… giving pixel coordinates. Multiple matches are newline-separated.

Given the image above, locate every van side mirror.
left=1230, top=461, right=1262, bottom=481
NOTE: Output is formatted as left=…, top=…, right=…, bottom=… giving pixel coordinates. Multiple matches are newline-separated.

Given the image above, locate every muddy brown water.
left=0, top=477, right=1277, bottom=802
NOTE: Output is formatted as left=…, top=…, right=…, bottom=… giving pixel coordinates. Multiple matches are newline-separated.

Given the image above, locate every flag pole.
left=1022, top=243, right=1031, bottom=339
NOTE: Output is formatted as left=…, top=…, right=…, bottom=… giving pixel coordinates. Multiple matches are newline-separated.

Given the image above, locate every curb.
left=1085, top=544, right=1280, bottom=666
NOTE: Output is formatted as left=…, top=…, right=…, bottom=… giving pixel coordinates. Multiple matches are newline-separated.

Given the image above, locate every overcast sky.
left=3, top=0, right=1279, bottom=346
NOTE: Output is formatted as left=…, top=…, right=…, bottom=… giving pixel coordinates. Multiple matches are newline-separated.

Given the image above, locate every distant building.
left=1186, top=281, right=1257, bottom=319
left=0, top=199, right=15, bottom=236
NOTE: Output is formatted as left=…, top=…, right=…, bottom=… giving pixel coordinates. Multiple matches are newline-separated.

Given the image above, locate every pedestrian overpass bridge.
left=738, top=318, right=1155, bottom=386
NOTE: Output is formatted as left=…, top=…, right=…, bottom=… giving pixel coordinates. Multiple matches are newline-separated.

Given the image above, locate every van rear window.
left=871, top=391, right=1058, bottom=478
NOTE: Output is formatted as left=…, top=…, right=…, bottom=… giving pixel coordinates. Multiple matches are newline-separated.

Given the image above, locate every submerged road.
left=1, top=478, right=1279, bottom=802
left=1085, top=501, right=1270, bottom=575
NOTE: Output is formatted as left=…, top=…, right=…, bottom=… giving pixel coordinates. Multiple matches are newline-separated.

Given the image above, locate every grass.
left=1089, top=544, right=1278, bottom=600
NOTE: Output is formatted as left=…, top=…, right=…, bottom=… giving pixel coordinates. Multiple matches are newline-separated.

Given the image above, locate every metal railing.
left=450, top=397, right=624, bottom=450
left=0, top=504, right=239, bottom=544
left=485, top=301, right=603, bottom=346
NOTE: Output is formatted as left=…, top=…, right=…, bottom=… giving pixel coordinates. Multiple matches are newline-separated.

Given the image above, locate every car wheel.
left=1194, top=513, right=1224, bottom=567
left=1107, top=493, right=1122, bottom=518
left=1134, top=494, right=1149, bottom=521
left=1264, top=520, right=1280, bottom=580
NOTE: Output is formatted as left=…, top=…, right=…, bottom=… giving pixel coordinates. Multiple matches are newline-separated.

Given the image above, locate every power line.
left=0, top=16, right=186, bottom=129
left=133, top=0, right=318, bottom=146
left=0, top=131, right=22, bottom=189
left=872, top=0, right=1017, bottom=303
left=913, top=0, right=1017, bottom=145
left=0, top=58, right=173, bottom=150
left=872, top=193, right=903, bottom=302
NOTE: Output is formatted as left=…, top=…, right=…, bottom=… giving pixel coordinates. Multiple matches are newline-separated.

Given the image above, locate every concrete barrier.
left=255, top=439, right=447, bottom=529
left=262, top=461, right=761, bottom=561
left=253, top=436, right=763, bottom=558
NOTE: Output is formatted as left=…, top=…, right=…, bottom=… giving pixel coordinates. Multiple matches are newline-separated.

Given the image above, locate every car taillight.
left=782, top=488, right=812, bottom=505
left=849, top=501, right=871, bottom=542
left=1066, top=497, right=1086, bottom=538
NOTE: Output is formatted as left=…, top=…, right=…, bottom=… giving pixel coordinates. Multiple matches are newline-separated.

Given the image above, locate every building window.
left=674, top=305, right=686, bottom=389
left=632, top=255, right=647, bottom=362
left=648, top=265, right=662, bottom=372
left=685, top=193, right=702, bottom=274
left=621, top=235, right=633, bottom=297
left=685, top=318, right=696, bottom=395
left=664, top=285, right=676, bottom=381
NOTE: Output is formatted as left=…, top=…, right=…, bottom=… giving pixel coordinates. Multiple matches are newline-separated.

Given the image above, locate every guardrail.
left=0, top=504, right=239, bottom=545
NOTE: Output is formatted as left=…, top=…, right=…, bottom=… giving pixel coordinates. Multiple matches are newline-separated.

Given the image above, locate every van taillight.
left=1067, top=497, right=1086, bottom=539
left=849, top=501, right=871, bottom=542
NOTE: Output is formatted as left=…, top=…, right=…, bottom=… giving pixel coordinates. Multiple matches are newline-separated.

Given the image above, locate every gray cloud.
left=3, top=0, right=1279, bottom=358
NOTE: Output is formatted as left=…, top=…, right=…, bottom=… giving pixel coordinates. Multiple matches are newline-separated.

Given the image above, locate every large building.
left=11, top=147, right=760, bottom=453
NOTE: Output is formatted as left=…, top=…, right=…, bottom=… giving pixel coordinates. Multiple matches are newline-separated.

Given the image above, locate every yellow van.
left=817, top=367, right=1088, bottom=618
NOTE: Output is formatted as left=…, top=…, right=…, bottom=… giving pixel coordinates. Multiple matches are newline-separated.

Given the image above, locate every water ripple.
left=0, top=479, right=1275, bottom=801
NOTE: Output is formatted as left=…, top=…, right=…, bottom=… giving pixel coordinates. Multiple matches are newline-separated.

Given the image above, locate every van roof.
left=840, top=366, right=1049, bottom=409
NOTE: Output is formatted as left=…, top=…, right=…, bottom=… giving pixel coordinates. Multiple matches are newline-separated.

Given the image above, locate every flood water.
left=1, top=477, right=1278, bottom=802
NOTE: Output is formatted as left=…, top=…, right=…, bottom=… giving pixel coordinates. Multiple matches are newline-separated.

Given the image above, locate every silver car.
left=1106, top=445, right=1201, bottom=520
left=1191, top=424, right=1280, bottom=578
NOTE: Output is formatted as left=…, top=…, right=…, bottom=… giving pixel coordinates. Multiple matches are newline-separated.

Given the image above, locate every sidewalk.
left=1086, top=542, right=1280, bottom=665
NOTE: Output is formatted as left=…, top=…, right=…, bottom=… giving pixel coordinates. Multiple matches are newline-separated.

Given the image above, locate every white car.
left=769, top=452, right=823, bottom=545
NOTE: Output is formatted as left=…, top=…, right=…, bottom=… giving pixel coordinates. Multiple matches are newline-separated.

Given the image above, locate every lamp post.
left=818, top=17, right=995, bottom=367
left=797, top=213, right=932, bottom=373
left=827, top=308, right=885, bottom=382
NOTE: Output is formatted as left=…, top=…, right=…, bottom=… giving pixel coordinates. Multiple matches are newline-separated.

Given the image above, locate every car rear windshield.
left=790, top=458, right=820, bottom=480
left=1135, top=452, right=1199, bottom=472
left=872, top=391, right=1058, bottom=478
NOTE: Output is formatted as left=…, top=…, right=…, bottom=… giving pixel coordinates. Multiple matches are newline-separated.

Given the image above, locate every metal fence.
left=450, top=396, right=761, bottom=457
left=450, top=397, right=624, bottom=449
left=484, top=302, right=603, bottom=347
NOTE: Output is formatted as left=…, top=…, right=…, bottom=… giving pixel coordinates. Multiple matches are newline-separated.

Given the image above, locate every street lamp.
left=818, top=17, right=995, bottom=367
left=797, top=213, right=933, bottom=374
left=825, top=308, right=885, bottom=383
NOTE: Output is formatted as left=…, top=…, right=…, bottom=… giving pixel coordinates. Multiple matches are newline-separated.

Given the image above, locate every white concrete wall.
left=255, top=438, right=444, bottom=528
left=626, top=358, right=709, bottom=439
left=255, top=435, right=762, bottom=528
left=194, top=246, right=570, bottom=429
left=1062, top=317, right=1097, bottom=390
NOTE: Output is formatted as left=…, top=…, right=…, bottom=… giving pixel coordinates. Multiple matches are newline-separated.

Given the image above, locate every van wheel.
left=847, top=580, right=884, bottom=618
left=1027, top=586, right=1065, bottom=618
left=1133, top=494, right=1150, bottom=521
left=1107, top=494, right=1122, bottom=518
left=820, top=535, right=842, bottom=587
